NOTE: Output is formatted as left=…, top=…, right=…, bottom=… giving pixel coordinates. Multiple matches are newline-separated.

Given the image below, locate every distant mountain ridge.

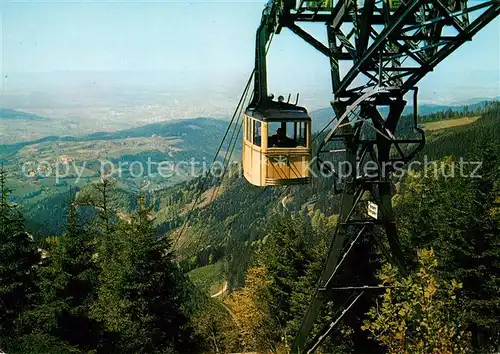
left=2, top=97, right=496, bottom=156
left=0, top=117, right=229, bottom=157
left=86, top=117, right=226, bottom=140
left=0, top=108, right=49, bottom=121
left=309, top=99, right=495, bottom=132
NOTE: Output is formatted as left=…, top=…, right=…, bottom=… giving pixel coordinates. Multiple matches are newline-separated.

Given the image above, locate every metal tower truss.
left=262, top=0, right=500, bottom=352
left=279, top=0, right=499, bottom=100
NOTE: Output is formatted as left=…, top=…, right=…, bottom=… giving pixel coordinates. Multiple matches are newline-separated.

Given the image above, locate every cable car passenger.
left=242, top=100, right=311, bottom=186
left=269, top=128, right=297, bottom=147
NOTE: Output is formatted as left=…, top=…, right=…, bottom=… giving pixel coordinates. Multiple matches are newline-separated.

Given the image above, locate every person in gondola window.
left=269, top=128, right=297, bottom=147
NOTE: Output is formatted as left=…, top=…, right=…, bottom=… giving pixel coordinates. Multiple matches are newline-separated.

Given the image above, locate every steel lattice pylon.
left=252, top=0, right=500, bottom=352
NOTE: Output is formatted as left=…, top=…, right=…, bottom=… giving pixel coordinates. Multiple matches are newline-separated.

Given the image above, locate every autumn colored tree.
left=395, top=147, right=500, bottom=349
left=192, top=296, right=240, bottom=353
left=362, top=249, right=471, bottom=354
left=224, top=266, right=280, bottom=352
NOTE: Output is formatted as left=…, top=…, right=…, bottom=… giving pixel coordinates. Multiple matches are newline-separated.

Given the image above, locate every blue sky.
left=1, top=0, right=499, bottom=106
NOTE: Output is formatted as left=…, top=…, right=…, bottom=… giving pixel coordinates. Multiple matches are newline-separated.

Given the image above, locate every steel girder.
left=265, top=0, right=499, bottom=352
left=279, top=0, right=499, bottom=101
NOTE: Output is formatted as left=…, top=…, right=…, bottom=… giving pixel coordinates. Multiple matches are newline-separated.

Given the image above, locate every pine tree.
left=92, top=194, right=199, bottom=353
left=0, top=167, right=41, bottom=349
left=396, top=149, right=500, bottom=351
left=75, top=177, right=117, bottom=238
left=255, top=215, right=331, bottom=348
left=0, top=166, right=24, bottom=236
left=28, top=188, right=110, bottom=352
left=447, top=144, right=500, bottom=349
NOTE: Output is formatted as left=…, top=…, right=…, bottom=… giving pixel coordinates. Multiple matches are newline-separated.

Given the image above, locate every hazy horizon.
left=1, top=0, right=500, bottom=118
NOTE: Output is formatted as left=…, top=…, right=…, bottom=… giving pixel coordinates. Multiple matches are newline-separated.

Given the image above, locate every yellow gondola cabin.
left=243, top=102, right=312, bottom=186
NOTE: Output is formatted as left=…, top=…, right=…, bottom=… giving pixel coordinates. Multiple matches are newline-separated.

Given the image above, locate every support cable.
left=208, top=91, right=251, bottom=206
left=173, top=30, right=276, bottom=248
left=323, top=226, right=366, bottom=290
left=173, top=72, right=254, bottom=248
left=306, top=291, right=364, bottom=354
left=209, top=30, right=276, bottom=206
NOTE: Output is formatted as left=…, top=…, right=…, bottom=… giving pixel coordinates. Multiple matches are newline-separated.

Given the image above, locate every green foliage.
left=0, top=167, right=41, bottom=349
left=223, top=266, right=277, bottom=352
left=27, top=192, right=108, bottom=352
left=24, top=191, right=72, bottom=239
left=363, top=249, right=471, bottom=354
left=192, top=296, right=239, bottom=353
left=0, top=175, right=202, bottom=353
left=1, top=102, right=499, bottom=352
left=420, top=101, right=500, bottom=160
left=9, top=333, right=81, bottom=354
left=188, top=260, right=225, bottom=295
left=91, top=194, right=199, bottom=353
left=255, top=215, right=330, bottom=346
left=396, top=145, right=500, bottom=349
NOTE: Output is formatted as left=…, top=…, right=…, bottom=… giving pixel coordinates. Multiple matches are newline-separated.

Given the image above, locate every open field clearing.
left=17, top=137, right=183, bottom=161
left=423, top=116, right=480, bottom=131
left=188, top=261, right=226, bottom=295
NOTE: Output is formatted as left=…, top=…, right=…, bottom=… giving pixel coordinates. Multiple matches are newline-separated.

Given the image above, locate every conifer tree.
left=28, top=188, right=109, bottom=352
left=396, top=148, right=500, bottom=350
left=448, top=144, right=500, bottom=349
left=0, top=167, right=41, bottom=348
left=92, top=194, right=199, bottom=353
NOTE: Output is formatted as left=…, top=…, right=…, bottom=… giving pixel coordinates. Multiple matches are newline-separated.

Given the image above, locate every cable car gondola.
left=243, top=98, right=311, bottom=186
left=242, top=1, right=312, bottom=187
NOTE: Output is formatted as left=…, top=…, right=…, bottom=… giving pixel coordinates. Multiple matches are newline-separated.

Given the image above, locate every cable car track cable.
left=208, top=90, right=252, bottom=207
left=173, top=30, right=276, bottom=248
left=173, top=73, right=253, bottom=248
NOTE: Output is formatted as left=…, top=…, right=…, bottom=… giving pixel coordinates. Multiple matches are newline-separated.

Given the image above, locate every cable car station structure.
left=239, top=0, right=499, bottom=352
